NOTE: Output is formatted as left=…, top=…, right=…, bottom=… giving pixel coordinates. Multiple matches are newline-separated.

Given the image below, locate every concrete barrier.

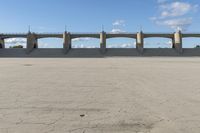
left=1, top=48, right=200, bottom=57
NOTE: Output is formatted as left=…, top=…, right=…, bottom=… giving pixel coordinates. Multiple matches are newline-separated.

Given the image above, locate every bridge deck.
left=1, top=32, right=200, bottom=39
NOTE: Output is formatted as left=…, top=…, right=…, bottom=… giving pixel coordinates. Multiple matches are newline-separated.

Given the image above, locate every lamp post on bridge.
left=102, top=25, right=104, bottom=32
left=65, top=25, right=67, bottom=33
left=28, top=25, right=31, bottom=33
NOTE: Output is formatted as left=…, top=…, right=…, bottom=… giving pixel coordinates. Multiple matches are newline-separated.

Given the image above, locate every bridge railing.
left=70, top=32, right=100, bottom=34
left=1, top=32, right=200, bottom=35
left=35, top=32, right=63, bottom=34
left=181, top=32, right=200, bottom=34
left=144, top=32, right=174, bottom=34
left=106, top=32, right=137, bottom=34
left=144, top=32, right=200, bottom=34
left=0, top=33, right=27, bottom=35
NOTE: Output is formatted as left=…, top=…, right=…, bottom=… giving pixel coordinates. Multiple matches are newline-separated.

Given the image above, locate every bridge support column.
left=0, top=38, right=5, bottom=49
left=27, top=32, right=38, bottom=53
left=174, top=31, right=183, bottom=53
left=136, top=31, right=144, bottom=53
left=100, top=31, right=106, bottom=53
left=63, top=32, right=71, bottom=53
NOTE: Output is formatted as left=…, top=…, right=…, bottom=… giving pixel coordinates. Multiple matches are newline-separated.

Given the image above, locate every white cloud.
left=151, top=0, right=199, bottom=31
left=111, top=28, right=125, bottom=33
left=5, top=38, right=26, bottom=44
left=112, top=20, right=126, bottom=26
left=72, top=38, right=99, bottom=48
left=111, top=19, right=126, bottom=33
left=144, top=40, right=172, bottom=48
left=38, top=43, right=49, bottom=48
left=72, top=44, right=99, bottom=48
left=156, top=40, right=172, bottom=46
left=156, top=18, right=192, bottom=31
left=107, top=43, right=135, bottom=48
left=72, top=38, right=93, bottom=42
left=5, top=38, right=57, bottom=48
left=5, top=38, right=27, bottom=48
left=159, top=2, right=198, bottom=18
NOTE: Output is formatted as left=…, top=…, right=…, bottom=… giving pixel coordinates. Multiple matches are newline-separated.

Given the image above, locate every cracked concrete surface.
left=0, top=58, right=200, bottom=133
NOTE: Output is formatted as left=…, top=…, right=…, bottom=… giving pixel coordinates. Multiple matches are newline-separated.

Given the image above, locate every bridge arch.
left=4, top=37, right=27, bottom=48
left=182, top=37, right=200, bottom=48
left=106, top=37, right=136, bottom=48
left=143, top=37, right=173, bottom=48
left=71, top=37, right=100, bottom=48
left=37, top=38, right=63, bottom=48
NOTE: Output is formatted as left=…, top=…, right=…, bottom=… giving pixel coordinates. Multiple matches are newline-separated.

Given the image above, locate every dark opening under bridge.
left=1, top=31, right=200, bottom=57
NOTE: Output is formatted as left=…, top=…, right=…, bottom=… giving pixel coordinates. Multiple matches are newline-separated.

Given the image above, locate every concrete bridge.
left=0, top=31, right=200, bottom=54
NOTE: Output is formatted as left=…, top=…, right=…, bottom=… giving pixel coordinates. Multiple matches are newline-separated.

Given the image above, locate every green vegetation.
left=195, top=45, right=200, bottom=48
left=9, top=45, right=23, bottom=48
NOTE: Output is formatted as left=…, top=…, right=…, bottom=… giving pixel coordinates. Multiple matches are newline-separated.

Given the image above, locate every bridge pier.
left=174, top=31, right=183, bottom=53
left=100, top=31, right=106, bottom=53
left=0, top=38, right=5, bottom=49
left=136, top=31, right=144, bottom=53
left=27, top=32, right=38, bottom=53
left=63, top=32, right=71, bottom=53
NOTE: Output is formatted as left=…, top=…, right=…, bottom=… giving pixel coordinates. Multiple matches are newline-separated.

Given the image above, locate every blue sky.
left=1, top=0, right=200, bottom=48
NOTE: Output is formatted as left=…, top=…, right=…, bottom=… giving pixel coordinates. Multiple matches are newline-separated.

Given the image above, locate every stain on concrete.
left=23, top=64, right=33, bottom=66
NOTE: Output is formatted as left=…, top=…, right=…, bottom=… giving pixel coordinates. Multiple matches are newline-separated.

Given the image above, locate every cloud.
left=72, top=44, right=99, bottom=48
left=111, top=28, right=125, bottom=33
left=72, top=43, right=135, bottom=48
left=144, top=40, right=172, bottom=48
left=156, top=40, right=172, bottom=46
left=4, top=38, right=27, bottom=48
left=5, top=38, right=26, bottom=44
left=111, top=19, right=126, bottom=33
left=112, top=20, right=126, bottom=26
left=107, top=43, right=135, bottom=48
left=72, top=38, right=99, bottom=48
left=156, top=17, right=192, bottom=31
left=159, top=2, right=198, bottom=18
left=5, top=38, right=61, bottom=48
left=72, top=38, right=94, bottom=42
left=38, top=43, right=50, bottom=48
left=151, top=0, right=199, bottom=31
